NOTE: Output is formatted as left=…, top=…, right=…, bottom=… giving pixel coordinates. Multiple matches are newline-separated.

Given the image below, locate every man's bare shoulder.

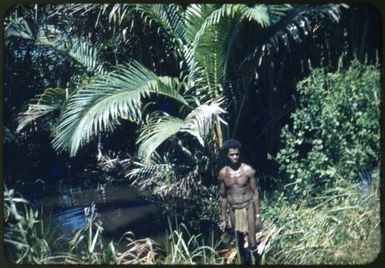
left=218, top=167, right=227, bottom=180
left=241, top=163, right=256, bottom=175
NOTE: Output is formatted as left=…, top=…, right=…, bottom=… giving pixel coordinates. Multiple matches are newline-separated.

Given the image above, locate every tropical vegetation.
left=4, top=2, right=381, bottom=265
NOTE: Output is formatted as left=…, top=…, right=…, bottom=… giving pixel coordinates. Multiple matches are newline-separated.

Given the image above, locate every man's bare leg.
left=235, top=231, right=245, bottom=264
left=229, top=207, right=235, bottom=231
left=246, top=202, right=259, bottom=264
left=247, top=202, right=256, bottom=248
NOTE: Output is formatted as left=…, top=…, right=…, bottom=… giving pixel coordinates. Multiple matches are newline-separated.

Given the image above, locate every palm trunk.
left=213, top=118, right=223, bottom=150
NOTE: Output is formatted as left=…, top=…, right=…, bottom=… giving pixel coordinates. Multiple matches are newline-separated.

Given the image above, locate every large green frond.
left=241, top=5, right=270, bottom=27
left=55, top=4, right=133, bottom=25
left=240, top=4, right=346, bottom=68
left=187, top=5, right=243, bottom=99
left=185, top=4, right=220, bottom=43
left=241, top=4, right=292, bottom=27
left=16, top=87, right=66, bottom=132
left=4, top=126, right=17, bottom=143
left=138, top=116, right=184, bottom=164
left=135, top=4, right=192, bottom=77
left=137, top=98, right=226, bottom=163
left=67, top=38, right=106, bottom=74
left=189, top=4, right=245, bottom=45
left=36, top=27, right=106, bottom=75
left=188, top=4, right=292, bottom=92
left=125, top=157, right=172, bottom=182
left=5, top=17, right=35, bottom=46
left=136, top=4, right=187, bottom=44
left=180, top=99, right=226, bottom=146
left=51, top=61, right=187, bottom=156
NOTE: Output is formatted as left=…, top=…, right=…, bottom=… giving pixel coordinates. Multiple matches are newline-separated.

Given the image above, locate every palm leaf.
left=55, top=4, right=133, bottom=25
left=241, top=4, right=292, bottom=27
left=187, top=5, right=244, bottom=99
left=16, top=87, right=67, bottom=132
left=240, top=4, right=346, bottom=68
left=4, top=126, right=17, bottom=143
left=185, top=4, right=220, bottom=43
left=35, top=27, right=106, bottom=75
left=180, top=99, right=226, bottom=146
left=136, top=4, right=187, bottom=44
left=5, top=17, right=35, bottom=46
left=137, top=116, right=184, bottom=164
left=51, top=61, right=187, bottom=156
left=135, top=4, right=194, bottom=78
left=66, top=37, right=106, bottom=74
left=186, top=4, right=287, bottom=98
left=127, top=160, right=173, bottom=186
left=137, top=99, right=226, bottom=163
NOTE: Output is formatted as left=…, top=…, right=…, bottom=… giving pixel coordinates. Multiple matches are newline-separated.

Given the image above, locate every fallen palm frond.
left=217, top=222, right=277, bottom=264
left=116, top=238, right=166, bottom=264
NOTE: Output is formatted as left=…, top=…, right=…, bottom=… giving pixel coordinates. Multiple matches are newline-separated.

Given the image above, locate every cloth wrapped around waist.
left=234, top=207, right=249, bottom=233
left=230, top=200, right=254, bottom=233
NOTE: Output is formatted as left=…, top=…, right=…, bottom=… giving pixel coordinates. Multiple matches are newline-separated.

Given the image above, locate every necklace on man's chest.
left=230, top=168, right=242, bottom=177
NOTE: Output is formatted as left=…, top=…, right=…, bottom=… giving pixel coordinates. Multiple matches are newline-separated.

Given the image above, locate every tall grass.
left=4, top=185, right=222, bottom=265
left=260, top=171, right=381, bottom=264
left=163, top=217, right=224, bottom=264
left=4, top=186, right=55, bottom=264
left=5, top=171, right=380, bottom=265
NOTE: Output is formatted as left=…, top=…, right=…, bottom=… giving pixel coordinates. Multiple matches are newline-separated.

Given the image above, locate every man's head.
left=223, top=139, right=242, bottom=167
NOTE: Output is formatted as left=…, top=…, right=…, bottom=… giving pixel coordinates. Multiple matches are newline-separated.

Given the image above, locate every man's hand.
left=219, top=220, right=227, bottom=232
left=255, top=214, right=261, bottom=231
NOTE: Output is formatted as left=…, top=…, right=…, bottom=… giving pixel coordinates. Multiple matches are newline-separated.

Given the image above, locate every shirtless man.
left=218, top=139, right=261, bottom=263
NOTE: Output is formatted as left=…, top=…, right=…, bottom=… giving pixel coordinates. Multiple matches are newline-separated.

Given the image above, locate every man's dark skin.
left=218, top=144, right=261, bottom=262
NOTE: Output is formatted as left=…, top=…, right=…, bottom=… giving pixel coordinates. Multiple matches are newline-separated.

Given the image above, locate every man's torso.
left=219, top=163, right=253, bottom=209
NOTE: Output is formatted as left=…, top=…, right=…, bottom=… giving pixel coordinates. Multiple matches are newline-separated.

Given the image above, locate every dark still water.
left=12, top=175, right=167, bottom=248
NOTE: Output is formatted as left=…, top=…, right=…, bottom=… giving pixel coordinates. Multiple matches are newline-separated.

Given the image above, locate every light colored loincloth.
left=234, top=207, right=248, bottom=233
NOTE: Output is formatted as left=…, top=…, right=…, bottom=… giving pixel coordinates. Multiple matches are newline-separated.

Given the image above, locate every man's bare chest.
left=223, top=168, right=249, bottom=187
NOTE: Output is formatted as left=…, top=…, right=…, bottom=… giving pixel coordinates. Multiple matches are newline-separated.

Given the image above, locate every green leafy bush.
left=276, top=61, right=380, bottom=199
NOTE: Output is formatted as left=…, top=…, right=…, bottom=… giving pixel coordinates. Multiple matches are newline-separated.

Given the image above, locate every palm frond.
left=135, top=4, right=192, bottom=76
left=137, top=99, right=226, bottom=163
left=187, top=4, right=292, bottom=92
left=136, top=4, right=187, bottom=44
left=4, top=126, right=17, bottom=143
left=5, top=17, right=35, bottom=46
left=67, top=38, right=106, bottom=74
left=138, top=116, right=184, bottom=164
left=51, top=61, right=187, bottom=156
left=187, top=5, right=242, bottom=99
left=36, top=27, right=106, bottom=75
left=16, top=87, right=66, bottom=132
left=241, top=5, right=270, bottom=27
left=240, top=4, right=346, bottom=68
left=126, top=156, right=172, bottom=182
left=241, top=4, right=292, bottom=27
left=55, top=4, right=134, bottom=25
left=53, top=4, right=104, bottom=16
left=189, top=4, right=245, bottom=45
left=185, top=4, right=220, bottom=43
left=180, top=99, right=226, bottom=146
left=126, top=153, right=178, bottom=198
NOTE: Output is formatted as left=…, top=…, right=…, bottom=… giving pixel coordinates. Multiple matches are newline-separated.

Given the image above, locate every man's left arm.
left=249, top=168, right=261, bottom=228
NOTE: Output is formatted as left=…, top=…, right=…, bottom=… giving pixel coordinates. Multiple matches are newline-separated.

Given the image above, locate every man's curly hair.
left=216, top=139, right=242, bottom=171
left=222, top=139, right=242, bottom=152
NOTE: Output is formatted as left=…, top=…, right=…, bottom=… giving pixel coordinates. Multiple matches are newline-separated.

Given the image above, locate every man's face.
left=227, top=148, right=240, bottom=165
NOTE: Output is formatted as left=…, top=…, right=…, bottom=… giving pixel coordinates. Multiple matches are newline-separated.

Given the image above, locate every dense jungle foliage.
left=3, top=2, right=382, bottom=265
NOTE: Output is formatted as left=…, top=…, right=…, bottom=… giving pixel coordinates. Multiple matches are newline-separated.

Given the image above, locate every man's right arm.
left=218, top=174, right=228, bottom=230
